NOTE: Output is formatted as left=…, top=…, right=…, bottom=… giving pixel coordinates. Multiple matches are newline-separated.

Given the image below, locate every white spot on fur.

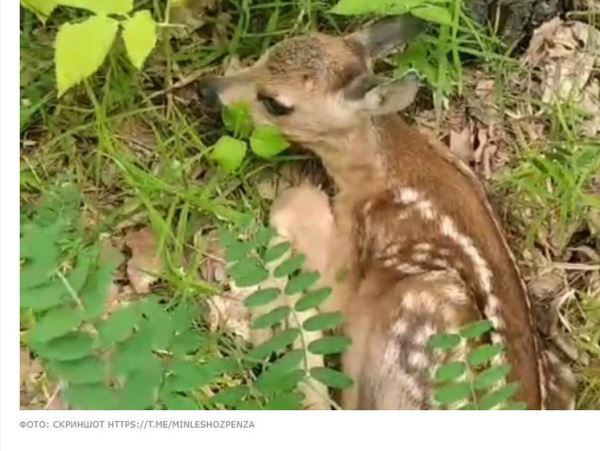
left=439, top=248, right=452, bottom=257
left=432, top=258, right=448, bottom=268
left=414, top=323, right=436, bottom=346
left=392, top=319, right=409, bottom=336
left=443, top=284, right=469, bottom=304
left=412, top=252, right=429, bottom=263
left=439, top=215, right=493, bottom=293
left=383, top=258, right=397, bottom=268
left=415, top=199, right=436, bottom=220
left=408, top=351, right=429, bottom=368
left=395, top=187, right=421, bottom=204
left=414, top=242, right=433, bottom=252
left=396, top=263, right=425, bottom=274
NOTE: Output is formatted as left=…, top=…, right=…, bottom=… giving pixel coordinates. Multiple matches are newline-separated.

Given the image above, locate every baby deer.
left=202, top=15, right=575, bottom=409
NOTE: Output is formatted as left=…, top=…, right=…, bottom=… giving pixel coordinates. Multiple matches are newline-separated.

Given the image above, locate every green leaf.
left=20, top=222, right=62, bottom=290
left=225, top=241, right=254, bottom=262
left=164, top=361, right=215, bottom=392
left=295, top=287, right=332, bottom=312
left=412, top=5, right=453, bottom=26
left=274, top=254, right=305, bottom=278
left=252, top=227, right=276, bottom=248
left=111, top=327, right=154, bottom=376
left=478, top=383, right=521, bottom=410
left=56, top=0, right=133, bottom=14
left=140, top=299, right=175, bottom=350
left=308, top=336, right=352, bottom=355
left=268, top=349, right=304, bottom=375
left=170, top=330, right=203, bottom=356
left=222, top=103, right=253, bottom=138
left=171, top=303, right=198, bottom=333
left=21, top=250, right=94, bottom=312
left=50, top=356, right=105, bottom=384
left=63, top=384, right=118, bottom=410
left=118, top=364, right=162, bottom=409
left=28, top=306, right=85, bottom=343
left=21, top=279, right=72, bottom=312
left=459, top=320, right=494, bottom=340
left=210, top=136, right=247, bottom=173
left=467, top=344, right=504, bottom=367
left=244, top=288, right=281, bottom=308
left=434, top=362, right=467, bottom=384
left=428, top=333, right=461, bottom=350
left=211, top=386, right=250, bottom=407
left=97, top=304, right=141, bottom=348
left=247, top=328, right=301, bottom=361
left=285, top=271, right=319, bottom=295
left=310, top=367, right=353, bottom=389
left=229, top=257, right=269, bottom=287
left=250, top=125, right=290, bottom=158
left=36, top=332, right=96, bottom=361
left=251, top=306, right=291, bottom=329
left=264, top=392, right=304, bottom=410
left=55, top=15, right=119, bottom=96
left=434, top=381, right=472, bottom=405
left=264, top=242, right=291, bottom=263
left=122, top=10, right=157, bottom=70
left=257, top=369, right=305, bottom=395
left=303, top=312, right=343, bottom=332
left=473, top=365, right=511, bottom=391
left=80, top=261, right=119, bottom=320
left=330, top=0, right=391, bottom=15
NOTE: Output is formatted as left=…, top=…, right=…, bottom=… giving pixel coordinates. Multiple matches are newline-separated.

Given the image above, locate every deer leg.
left=267, top=184, right=339, bottom=409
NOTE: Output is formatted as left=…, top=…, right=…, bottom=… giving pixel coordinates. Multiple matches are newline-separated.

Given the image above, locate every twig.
left=147, top=67, right=215, bottom=101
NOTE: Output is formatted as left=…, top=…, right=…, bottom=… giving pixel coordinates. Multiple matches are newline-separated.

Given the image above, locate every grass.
left=20, top=0, right=600, bottom=409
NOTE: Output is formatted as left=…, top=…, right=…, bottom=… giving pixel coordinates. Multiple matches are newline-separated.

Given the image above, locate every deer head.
left=200, top=15, right=425, bottom=145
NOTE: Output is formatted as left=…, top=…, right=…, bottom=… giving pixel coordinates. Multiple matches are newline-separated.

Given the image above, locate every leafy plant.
left=219, top=225, right=354, bottom=400
left=331, top=0, right=454, bottom=26
left=20, top=0, right=158, bottom=96
left=428, top=320, right=526, bottom=409
left=210, top=103, right=291, bottom=173
left=21, top=186, right=351, bottom=409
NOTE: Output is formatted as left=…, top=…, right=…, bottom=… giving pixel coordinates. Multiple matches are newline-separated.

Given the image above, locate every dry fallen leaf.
left=206, top=287, right=253, bottom=341
left=449, top=125, right=474, bottom=163
left=523, top=18, right=600, bottom=137
left=125, top=227, right=162, bottom=294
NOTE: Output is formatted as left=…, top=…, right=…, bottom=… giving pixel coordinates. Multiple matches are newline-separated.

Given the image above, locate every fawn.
left=201, top=15, right=575, bottom=409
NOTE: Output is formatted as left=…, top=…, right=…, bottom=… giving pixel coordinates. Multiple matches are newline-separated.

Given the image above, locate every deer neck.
left=308, top=117, right=394, bottom=201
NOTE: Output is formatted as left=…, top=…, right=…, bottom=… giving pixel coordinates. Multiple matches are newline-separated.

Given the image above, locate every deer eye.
left=257, top=92, right=294, bottom=116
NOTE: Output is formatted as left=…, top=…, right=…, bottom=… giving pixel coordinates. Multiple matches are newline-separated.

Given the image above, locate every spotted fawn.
left=201, top=15, right=575, bottom=410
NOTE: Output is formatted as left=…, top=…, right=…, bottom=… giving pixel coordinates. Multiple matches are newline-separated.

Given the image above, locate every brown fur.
left=206, top=16, right=574, bottom=409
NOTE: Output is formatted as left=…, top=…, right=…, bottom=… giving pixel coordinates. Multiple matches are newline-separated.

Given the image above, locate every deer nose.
left=198, top=78, right=222, bottom=107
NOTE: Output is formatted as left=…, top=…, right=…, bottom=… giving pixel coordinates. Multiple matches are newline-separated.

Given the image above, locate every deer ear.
left=343, top=73, right=420, bottom=116
left=348, top=14, right=425, bottom=59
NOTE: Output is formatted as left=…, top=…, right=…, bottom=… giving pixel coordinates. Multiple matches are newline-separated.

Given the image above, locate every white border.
left=2, top=2, right=599, bottom=450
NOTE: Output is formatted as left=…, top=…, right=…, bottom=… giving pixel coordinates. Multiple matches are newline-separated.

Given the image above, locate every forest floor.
left=20, top=0, right=600, bottom=409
